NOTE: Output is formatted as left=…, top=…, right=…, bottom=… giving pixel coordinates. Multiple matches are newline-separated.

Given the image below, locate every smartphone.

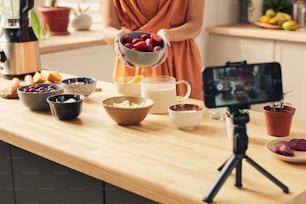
left=202, top=62, right=283, bottom=108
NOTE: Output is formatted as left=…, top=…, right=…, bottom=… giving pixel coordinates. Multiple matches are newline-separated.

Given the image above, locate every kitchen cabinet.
left=0, top=141, right=15, bottom=204
left=0, top=142, right=158, bottom=204
left=205, top=34, right=275, bottom=112
left=206, top=34, right=274, bottom=66
left=41, top=45, right=116, bottom=83
left=205, top=32, right=306, bottom=120
left=11, top=145, right=104, bottom=204
left=105, top=183, right=157, bottom=204
left=274, top=41, right=306, bottom=119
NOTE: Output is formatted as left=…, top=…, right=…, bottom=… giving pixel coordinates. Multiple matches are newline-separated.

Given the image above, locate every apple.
left=282, top=20, right=298, bottom=31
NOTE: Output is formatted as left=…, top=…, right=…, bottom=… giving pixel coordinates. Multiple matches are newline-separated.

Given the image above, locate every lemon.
left=265, top=9, right=276, bottom=17
left=117, top=76, right=128, bottom=83
left=129, top=75, right=143, bottom=84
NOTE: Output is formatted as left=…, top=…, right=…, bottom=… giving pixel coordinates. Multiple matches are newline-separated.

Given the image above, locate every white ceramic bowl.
left=168, top=104, right=204, bottom=130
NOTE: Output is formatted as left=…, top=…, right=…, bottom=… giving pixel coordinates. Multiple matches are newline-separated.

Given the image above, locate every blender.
left=0, top=0, right=41, bottom=77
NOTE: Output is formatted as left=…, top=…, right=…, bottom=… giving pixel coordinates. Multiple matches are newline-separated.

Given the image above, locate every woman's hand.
left=114, top=29, right=134, bottom=67
left=152, top=29, right=170, bottom=68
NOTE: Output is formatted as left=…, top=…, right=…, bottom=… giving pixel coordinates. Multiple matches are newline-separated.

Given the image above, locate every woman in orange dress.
left=101, top=0, right=205, bottom=99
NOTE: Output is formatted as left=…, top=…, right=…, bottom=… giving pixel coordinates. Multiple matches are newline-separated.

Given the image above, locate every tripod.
left=203, top=106, right=289, bottom=203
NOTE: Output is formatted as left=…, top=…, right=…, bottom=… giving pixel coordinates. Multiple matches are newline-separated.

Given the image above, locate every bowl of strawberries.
left=119, top=31, right=166, bottom=67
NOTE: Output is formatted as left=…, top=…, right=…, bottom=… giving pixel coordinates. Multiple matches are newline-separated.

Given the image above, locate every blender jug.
left=0, top=0, right=41, bottom=76
left=1, top=0, right=20, bottom=28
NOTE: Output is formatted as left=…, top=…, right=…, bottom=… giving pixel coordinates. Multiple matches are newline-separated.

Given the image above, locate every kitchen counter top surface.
left=0, top=76, right=306, bottom=204
left=39, top=24, right=106, bottom=54
left=206, top=23, right=306, bottom=43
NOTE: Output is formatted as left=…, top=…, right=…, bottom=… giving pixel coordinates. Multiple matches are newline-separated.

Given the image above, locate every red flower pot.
left=38, top=6, right=71, bottom=36
left=263, top=105, right=295, bottom=137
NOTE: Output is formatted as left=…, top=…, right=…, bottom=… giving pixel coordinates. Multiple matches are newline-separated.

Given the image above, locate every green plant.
left=263, top=0, right=292, bottom=14
left=72, top=3, right=90, bottom=16
left=48, top=0, right=58, bottom=7
left=30, top=10, right=50, bottom=40
left=225, top=108, right=249, bottom=118
left=267, top=90, right=294, bottom=112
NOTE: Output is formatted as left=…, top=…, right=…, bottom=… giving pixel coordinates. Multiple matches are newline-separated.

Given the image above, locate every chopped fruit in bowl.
left=115, top=75, right=143, bottom=96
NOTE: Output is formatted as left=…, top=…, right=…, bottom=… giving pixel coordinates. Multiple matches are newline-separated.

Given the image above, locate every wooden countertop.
left=39, top=24, right=106, bottom=54
left=0, top=77, right=306, bottom=204
left=206, top=23, right=306, bottom=43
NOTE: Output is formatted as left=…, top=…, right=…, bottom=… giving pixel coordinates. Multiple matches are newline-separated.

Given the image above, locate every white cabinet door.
left=275, top=41, right=306, bottom=121
left=205, top=34, right=274, bottom=66
left=41, top=45, right=116, bottom=82
left=205, top=34, right=275, bottom=112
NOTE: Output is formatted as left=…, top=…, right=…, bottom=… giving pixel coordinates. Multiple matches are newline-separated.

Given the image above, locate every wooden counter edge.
left=206, top=23, right=306, bottom=43
left=38, top=23, right=107, bottom=54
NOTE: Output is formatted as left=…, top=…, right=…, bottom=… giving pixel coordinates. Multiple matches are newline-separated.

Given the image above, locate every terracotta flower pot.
left=263, top=105, right=295, bottom=137
left=38, top=6, right=71, bottom=36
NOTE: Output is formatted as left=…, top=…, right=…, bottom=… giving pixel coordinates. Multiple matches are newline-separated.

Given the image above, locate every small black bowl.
left=47, top=94, right=85, bottom=120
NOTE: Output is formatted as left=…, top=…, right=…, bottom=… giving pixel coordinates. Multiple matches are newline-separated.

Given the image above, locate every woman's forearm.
left=162, top=0, right=204, bottom=42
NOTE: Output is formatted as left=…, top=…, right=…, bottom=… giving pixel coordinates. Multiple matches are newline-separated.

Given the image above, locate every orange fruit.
left=259, top=15, right=271, bottom=24
left=47, top=71, right=62, bottom=83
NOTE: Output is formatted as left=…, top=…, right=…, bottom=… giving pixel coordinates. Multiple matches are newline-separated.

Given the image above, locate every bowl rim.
left=47, top=93, right=85, bottom=103
left=168, top=103, right=204, bottom=112
left=61, top=77, right=97, bottom=84
left=102, top=96, right=154, bottom=110
left=119, top=31, right=166, bottom=53
left=17, top=83, right=63, bottom=94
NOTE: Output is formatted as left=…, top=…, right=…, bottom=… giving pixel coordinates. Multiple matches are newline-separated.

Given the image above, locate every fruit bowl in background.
left=119, top=31, right=166, bottom=67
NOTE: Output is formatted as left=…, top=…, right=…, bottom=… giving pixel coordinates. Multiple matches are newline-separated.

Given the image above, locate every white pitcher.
left=141, top=76, right=191, bottom=114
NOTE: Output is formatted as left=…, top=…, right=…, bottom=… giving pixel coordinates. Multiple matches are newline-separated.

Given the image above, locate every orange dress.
left=112, top=0, right=203, bottom=99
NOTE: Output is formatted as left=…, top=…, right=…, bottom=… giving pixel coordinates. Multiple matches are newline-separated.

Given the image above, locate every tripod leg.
left=245, top=155, right=289, bottom=193
left=203, top=155, right=241, bottom=203
left=235, top=160, right=242, bottom=188
left=217, top=158, right=228, bottom=171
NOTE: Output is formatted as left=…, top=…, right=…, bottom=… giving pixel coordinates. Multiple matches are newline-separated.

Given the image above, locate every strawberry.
left=145, top=38, right=154, bottom=52
left=132, top=37, right=143, bottom=44
left=122, top=34, right=132, bottom=43
left=141, top=33, right=150, bottom=41
left=150, top=33, right=162, bottom=46
left=124, top=43, right=133, bottom=49
left=133, top=41, right=147, bottom=51
left=153, top=46, right=162, bottom=51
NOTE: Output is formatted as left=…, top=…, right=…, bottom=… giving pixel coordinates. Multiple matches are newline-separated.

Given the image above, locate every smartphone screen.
left=202, top=62, right=283, bottom=108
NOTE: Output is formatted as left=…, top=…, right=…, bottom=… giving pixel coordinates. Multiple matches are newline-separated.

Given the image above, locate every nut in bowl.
left=17, top=83, right=63, bottom=111
left=168, top=104, right=204, bottom=130
left=61, top=77, right=97, bottom=97
left=115, top=75, right=143, bottom=96
left=119, top=31, right=166, bottom=67
left=47, top=94, right=85, bottom=120
left=102, top=96, right=154, bottom=125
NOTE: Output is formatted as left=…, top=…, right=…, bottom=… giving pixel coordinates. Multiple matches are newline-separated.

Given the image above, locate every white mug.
left=141, top=75, right=191, bottom=114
